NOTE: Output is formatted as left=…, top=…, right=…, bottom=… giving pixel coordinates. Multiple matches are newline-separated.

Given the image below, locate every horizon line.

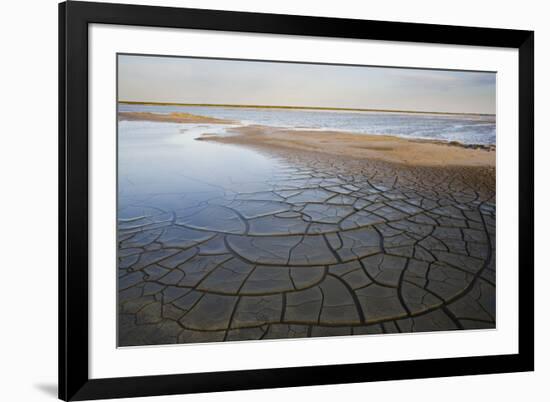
left=118, top=101, right=496, bottom=117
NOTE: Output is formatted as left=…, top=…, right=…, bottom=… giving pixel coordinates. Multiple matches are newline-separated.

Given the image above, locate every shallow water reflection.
left=119, top=121, right=287, bottom=214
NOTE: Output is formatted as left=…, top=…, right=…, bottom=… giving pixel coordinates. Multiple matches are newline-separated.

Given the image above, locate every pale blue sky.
left=118, top=54, right=496, bottom=114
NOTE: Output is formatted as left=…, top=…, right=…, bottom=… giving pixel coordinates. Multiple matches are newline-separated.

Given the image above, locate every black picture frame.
left=59, top=1, right=534, bottom=400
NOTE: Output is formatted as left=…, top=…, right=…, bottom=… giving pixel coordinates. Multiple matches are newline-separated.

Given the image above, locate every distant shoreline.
left=118, top=101, right=495, bottom=118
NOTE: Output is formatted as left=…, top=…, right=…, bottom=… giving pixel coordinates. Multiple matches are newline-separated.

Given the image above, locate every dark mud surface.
left=118, top=137, right=496, bottom=346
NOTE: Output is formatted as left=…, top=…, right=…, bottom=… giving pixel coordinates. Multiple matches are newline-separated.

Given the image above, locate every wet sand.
left=199, top=125, right=495, bottom=168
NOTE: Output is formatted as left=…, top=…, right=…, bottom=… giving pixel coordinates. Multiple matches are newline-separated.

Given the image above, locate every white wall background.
left=0, top=0, right=545, bottom=401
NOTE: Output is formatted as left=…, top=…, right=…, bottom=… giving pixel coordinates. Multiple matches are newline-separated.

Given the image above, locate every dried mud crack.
left=118, top=150, right=496, bottom=346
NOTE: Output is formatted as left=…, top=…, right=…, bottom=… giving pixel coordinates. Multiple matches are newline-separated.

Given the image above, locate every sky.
left=118, top=54, right=496, bottom=114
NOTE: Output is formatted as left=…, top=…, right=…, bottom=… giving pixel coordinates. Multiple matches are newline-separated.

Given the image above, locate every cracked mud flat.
left=118, top=120, right=496, bottom=346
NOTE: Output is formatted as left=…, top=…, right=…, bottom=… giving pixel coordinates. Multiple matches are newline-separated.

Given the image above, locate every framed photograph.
left=59, top=1, right=534, bottom=400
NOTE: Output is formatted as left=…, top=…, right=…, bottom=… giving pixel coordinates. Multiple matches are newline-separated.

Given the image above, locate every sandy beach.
left=118, top=111, right=495, bottom=168
left=118, top=111, right=234, bottom=124
left=199, top=125, right=495, bottom=168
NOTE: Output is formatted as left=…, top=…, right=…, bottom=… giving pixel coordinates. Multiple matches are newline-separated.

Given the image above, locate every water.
left=119, top=103, right=496, bottom=145
left=118, top=121, right=288, bottom=215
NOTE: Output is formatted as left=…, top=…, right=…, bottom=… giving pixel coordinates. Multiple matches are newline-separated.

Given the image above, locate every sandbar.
left=198, top=125, right=496, bottom=168
left=118, top=111, right=234, bottom=124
